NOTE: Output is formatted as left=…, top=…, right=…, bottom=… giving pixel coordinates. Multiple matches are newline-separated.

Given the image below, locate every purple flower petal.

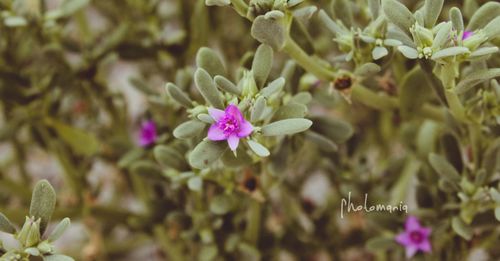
left=207, top=124, right=227, bottom=141
left=405, top=216, right=420, bottom=231
left=227, top=135, right=240, bottom=151
left=139, top=120, right=157, bottom=147
left=462, top=31, right=473, bottom=40
left=405, top=245, right=418, bottom=258
left=419, top=240, right=432, bottom=252
left=237, top=120, right=253, bottom=138
left=225, top=104, right=244, bottom=122
left=420, top=227, right=431, bottom=237
left=395, top=233, right=411, bottom=246
left=208, top=107, right=225, bottom=121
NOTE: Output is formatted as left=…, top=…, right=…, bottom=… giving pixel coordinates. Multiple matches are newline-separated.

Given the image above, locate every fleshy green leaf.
left=189, top=141, right=227, bottom=169
left=196, top=47, right=226, bottom=77
left=187, top=176, right=203, bottom=191
left=372, top=46, right=388, bottom=60
left=165, top=83, right=192, bottom=108
left=432, top=22, right=452, bottom=50
left=30, top=180, right=56, bottom=234
left=43, top=254, right=75, bottom=261
left=368, top=0, right=380, bottom=18
left=210, top=194, right=234, bottom=215
left=4, top=16, right=28, bottom=27
left=305, top=131, right=338, bottom=152
left=354, top=63, right=381, bottom=77
left=153, top=145, right=185, bottom=170
left=205, top=0, right=230, bottom=7
left=382, top=0, right=416, bottom=33
left=214, top=76, right=241, bottom=95
left=251, top=14, right=287, bottom=51
left=423, top=0, right=443, bottom=27
left=252, top=44, right=274, bottom=88
left=272, top=102, right=307, bottom=120
left=469, top=46, right=499, bottom=57
left=261, top=118, right=312, bottom=136
left=466, top=2, right=500, bottom=30
left=48, top=218, right=70, bottom=242
left=366, top=236, right=397, bottom=252
left=173, top=120, right=206, bottom=139
left=397, top=46, right=418, bottom=59
left=0, top=212, right=16, bottom=234
left=456, top=68, right=500, bottom=94
left=194, top=68, right=224, bottom=109
left=428, top=153, right=461, bottom=183
left=431, top=47, right=470, bottom=60
left=318, top=10, right=347, bottom=36
left=482, top=16, right=500, bottom=39
left=247, top=140, right=270, bottom=157
left=449, top=7, right=464, bottom=32
left=451, top=217, right=473, bottom=240
left=331, top=0, right=353, bottom=27
left=130, top=161, right=163, bottom=178
left=310, top=116, right=353, bottom=144
left=251, top=96, right=266, bottom=122
left=260, top=77, right=285, bottom=98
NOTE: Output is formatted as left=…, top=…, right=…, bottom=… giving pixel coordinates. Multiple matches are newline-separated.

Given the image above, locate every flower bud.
left=37, top=240, right=54, bottom=254
left=412, top=24, right=433, bottom=46
left=16, top=216, right=41, bottom=247
left=241, top=71, right=259, bottom=97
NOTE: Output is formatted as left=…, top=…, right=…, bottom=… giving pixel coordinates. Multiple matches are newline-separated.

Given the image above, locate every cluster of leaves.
left=0, top=0, right=499, bottom=260
left=0, top=180, right=73, bottom=261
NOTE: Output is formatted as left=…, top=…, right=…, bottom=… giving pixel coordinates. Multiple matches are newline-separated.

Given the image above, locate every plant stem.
left=230, top=0, right=248, bottom=17
left=418, top=60, right=448, bottom=107
left=283, top=37, right=336, bottom=81
left=244, top=199, right=262, bottom=245
left=352, top=84, right=445, bottom=121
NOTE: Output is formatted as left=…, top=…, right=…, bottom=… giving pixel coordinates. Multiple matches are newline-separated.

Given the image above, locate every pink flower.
left=395, top=216, right=432, bottom=258
left=462, top=31, right=473, bottom=40
left=139, top=120, right=157, bottom=147
left=207, top=104, right=253, bottom=151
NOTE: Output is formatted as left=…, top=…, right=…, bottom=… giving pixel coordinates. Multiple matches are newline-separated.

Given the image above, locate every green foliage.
left=0, top=0, right=499, bottom=260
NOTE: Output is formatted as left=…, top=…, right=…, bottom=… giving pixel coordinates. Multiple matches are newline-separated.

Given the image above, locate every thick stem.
left=282, top=37, right=336, bottom=81
left=351, top=85, right=445, bottom=122
left=230, top=0, right=248, bottom=18
left=244, top=199, right=262, bottom=245
left=418, top=60, right=448, bottom=107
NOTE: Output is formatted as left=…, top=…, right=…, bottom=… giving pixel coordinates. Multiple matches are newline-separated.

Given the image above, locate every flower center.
left=219, top=116, right=239, bottom=135
left=409, top=231, right=424, bottom=244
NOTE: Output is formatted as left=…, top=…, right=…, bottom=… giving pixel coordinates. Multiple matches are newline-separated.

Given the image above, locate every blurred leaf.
left=428, top=153, right=461, bottom=183
left=451, top=217, right=473, bottom=240
left=45, top=118, right=99, bottom=157
left=210, top=195, right=234, bottom=215
left=0, top=212, right=16, bottom=234
left=43, top=255, right=75, bottom=261
left=189, top=141, right=227, bottom=169
left=187, top=176, right=203, bottom=192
